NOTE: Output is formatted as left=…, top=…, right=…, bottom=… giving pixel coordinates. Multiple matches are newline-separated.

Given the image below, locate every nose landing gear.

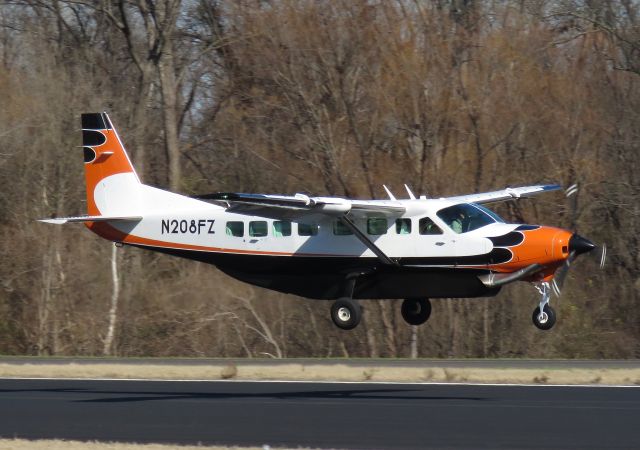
left=532, top=282, right=556, bottom=330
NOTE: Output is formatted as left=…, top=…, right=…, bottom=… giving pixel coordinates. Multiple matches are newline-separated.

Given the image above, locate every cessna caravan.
left=41, top=113, right=603, bottom=330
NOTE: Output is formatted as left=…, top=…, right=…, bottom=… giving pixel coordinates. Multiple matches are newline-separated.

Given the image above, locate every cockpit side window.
left=419, top=217, right=443, bottom=235
left=436, top=203, right=496, bottom=234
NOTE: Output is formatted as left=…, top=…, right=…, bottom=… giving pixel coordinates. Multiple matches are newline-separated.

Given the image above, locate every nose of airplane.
left=568, top=234, right=596, bottom=255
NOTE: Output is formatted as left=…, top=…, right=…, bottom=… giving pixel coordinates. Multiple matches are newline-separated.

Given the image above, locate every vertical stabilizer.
left=81, top=113, right=141, bottom=216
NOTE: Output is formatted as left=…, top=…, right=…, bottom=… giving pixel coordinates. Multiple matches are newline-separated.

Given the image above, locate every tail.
left=81, top=112, right=141, bottom=216
left=40, top=113, right=211, bottom=236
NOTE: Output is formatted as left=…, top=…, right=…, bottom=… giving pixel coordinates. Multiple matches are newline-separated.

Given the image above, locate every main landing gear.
left=532, top=282, right=556, bottom=330
left=401, top=298, right=432, bottom=326
left=330, top=298, right=362, bottom=330
left=330, top=297, right=433, bottom=330
left=330, top=275, right=363, bottom=330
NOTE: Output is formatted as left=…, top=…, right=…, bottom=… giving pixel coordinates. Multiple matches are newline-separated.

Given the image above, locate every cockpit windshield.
left=473, top=204, right=505, bottom=223
left=436, top=203, right=504, bottom=234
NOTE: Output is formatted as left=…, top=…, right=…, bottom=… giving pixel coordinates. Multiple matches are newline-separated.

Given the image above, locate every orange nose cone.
left=552, top=230, right=573, bottom=260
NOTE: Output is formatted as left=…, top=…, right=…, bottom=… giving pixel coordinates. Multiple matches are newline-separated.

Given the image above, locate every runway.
left=0, top=379, right=638, bottom=449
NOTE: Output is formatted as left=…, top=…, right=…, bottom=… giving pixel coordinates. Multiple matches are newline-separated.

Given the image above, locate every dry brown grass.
left=0, top=362, right=638, bottom=385
left=0, top=438, right=297, bottom=450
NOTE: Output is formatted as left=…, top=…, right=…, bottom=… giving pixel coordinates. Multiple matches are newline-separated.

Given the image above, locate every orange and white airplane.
left=41, top=113, right=605, bottom=330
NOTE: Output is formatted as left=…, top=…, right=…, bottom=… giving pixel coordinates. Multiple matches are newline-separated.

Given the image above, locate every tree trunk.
left=103, top=245, right=120, bottom=356
left=363, top=306, right=378, bottom=357
left=378, top=301, right=397, bottom=357
left=129, top=68, right=154, bottom=180
left=158, top=44, right=181, bottom=191
left=410, top=326, right=418, bottom=359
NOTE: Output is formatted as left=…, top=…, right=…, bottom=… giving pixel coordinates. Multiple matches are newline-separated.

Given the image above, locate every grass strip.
left=0, top=362, right=638, bottom=385
left=0, top=439, right=293, bottom=449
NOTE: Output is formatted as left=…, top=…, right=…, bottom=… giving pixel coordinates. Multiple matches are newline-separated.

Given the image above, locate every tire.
left=331, top=298, right=361, bottom=330
left=401, top=298, right=432, bottom=326
left=532, top=304, right=556, bottom=330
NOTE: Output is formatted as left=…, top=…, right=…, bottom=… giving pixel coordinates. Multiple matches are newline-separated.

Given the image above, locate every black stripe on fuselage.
left=488, top=232, right=524, bottom=247
left=515, top=224, right=540, bottom=231
left=126, top=243, right=503, bottom=300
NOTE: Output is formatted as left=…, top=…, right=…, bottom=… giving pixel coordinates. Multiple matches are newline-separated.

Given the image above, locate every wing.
left=195, top=192, right=405, bottom=266
left=194, top=192, right=405, bottom=219
left=445, top=184, right=561, bottom=205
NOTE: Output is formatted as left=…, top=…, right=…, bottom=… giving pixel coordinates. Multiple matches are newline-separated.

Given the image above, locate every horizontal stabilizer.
left=39, top=215, right=142, bottom=225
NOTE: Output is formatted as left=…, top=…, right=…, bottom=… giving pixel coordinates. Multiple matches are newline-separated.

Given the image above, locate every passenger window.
left=367, top=218, right=388, bottom=235
left=298, top=223, right=319, bottom=236
left=249, top=221, right=268, bottom=237
left=273, top=221, right=292, bottom=237
left=396, top=218, right=411, bottom=235
left=226, top=221, right=244, bottom=237
left=419, top=217, right=443, bottom=235
left=333, top=220, right=353, bottom=235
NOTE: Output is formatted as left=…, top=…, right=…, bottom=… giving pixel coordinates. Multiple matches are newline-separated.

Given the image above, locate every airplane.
left=40, top=112, right=605, bottom=331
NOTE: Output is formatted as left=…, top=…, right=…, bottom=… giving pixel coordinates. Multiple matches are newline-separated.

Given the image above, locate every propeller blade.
left=592, top=243, right=607, bottom=269
left=552, top=239, right=606, bottom=299
left=565, top=183, right=579, bottom=197
left=552, top=251, right=576, bottom=297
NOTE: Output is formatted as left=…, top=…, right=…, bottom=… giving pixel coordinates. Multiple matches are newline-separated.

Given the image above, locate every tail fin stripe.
left=81, top=113, right=111, bottom=130
left=82, top=129, right=107, bottom=146
left=83, top=147, right=96, bottom=163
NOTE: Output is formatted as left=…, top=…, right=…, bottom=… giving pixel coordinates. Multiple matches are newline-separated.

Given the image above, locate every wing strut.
left=339, top=216, right=398, bottom=266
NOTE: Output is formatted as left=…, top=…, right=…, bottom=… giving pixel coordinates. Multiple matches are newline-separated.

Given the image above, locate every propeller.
left=551, top=182, right=607, bottom=297
left=551, top=235, right=607, bottom=297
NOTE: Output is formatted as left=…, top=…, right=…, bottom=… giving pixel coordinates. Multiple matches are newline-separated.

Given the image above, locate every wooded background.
left=0, top=0, right=638, bottom=358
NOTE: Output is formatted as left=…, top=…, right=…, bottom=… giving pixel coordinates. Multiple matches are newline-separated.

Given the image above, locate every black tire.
left=401, top=298, right=432, bottom=326
left=532, top=304, right=556, bottom=330
left=331, top=298, right=361, bottom=330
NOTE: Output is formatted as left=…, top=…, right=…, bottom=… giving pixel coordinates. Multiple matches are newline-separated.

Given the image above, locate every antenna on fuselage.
left=404, top=184, right=416, bottom=200
left=382, top=185, right=397, bottom=201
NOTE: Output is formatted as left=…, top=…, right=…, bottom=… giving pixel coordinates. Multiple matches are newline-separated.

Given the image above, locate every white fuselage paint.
left=94, top=173, right=519, bottom=259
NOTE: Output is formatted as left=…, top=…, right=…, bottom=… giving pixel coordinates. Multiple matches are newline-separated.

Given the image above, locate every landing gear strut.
left=532, top=282, right=556, bottom=330
left=401, top=298, right=432, bottom=326
left=331, top=298, right=361, bottom=330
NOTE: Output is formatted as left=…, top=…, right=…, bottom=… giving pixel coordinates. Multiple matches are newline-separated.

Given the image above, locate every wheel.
left=532, top=304, right=556, bottom=330
left=401, top=298, right=432, bottom=326
left=331, top=298, right=361, bottom=330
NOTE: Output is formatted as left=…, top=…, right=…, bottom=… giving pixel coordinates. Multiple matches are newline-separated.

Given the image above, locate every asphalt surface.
left=1, top=356, right=639, bottom=369
left=0, top=379, right=638, bottom=449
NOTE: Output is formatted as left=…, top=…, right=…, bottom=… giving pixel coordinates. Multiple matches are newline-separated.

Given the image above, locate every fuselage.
left=87, top=173, right=572, bottom=300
